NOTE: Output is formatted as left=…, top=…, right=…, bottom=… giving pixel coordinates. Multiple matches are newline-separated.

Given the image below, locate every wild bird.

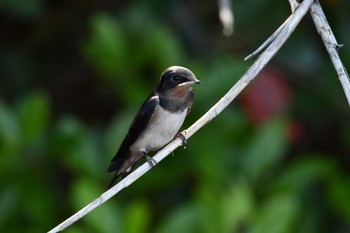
left=107, top=66, right=201, bottom=188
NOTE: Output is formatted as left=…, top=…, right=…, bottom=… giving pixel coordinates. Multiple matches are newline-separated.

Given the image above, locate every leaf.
left=50, top=116, right=101, bottom=177
left=196, top=57, right=247, bottom=104
left=143, top=25, right=185, bottom=71
left=0, top=101, right=19, bottom=153
left=155, top=205, right=201, bottom=233
left=19, top=92, right=50, bottom=143
left=71, top=179, right=122, bottom=233
left=104, top=111, right=134, bottom=161
left=220, top=183, right=254, bottom=233
left=124, top=200, right=152, bottom=233
left=195, top=184, right=221, bottom=233
left=0, top=186, right=17, bottom=225
left=273, top=156, right=337, bottom=192
left=22, top=181, right=56, bottom=231
left=82, top=13, right=126, bottom=77
left=250, top=193, right=300, bottom=233
left=50, top=116, right=87, bottom=154
left=0, top=0, right=43, bottom=19
left=242, top=118, right=287, bottom=181
left=327, top=175, right=350, bottom=220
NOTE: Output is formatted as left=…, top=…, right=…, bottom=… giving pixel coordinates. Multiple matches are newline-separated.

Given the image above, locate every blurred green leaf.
left=327, top=175, right=350, bottom=221
left=0, top=187, right=17, bottom=226
left=124, top=199, right=151, bottom=233
left=0, top=101, right=19, bottom=154
left=189, top=108, right=247, bottom=187
left=220, top=183, right=254, bottom=233
left=123, top=7, right=185, bottom=71
left=22, top=181, right=55, bottom=232
left=82, top=13, right=126, bottom=77
left=104, top=110, right=134, bottom=161
left=273, top=156, right=338, bottom=192
left=50, top=116, right=87, bottom=156
left=19, top=92, right=50, bottom=144
left=52, top=116, right=102, bottom=176
left=143, top=25, right=185, bottom=71
left=65, top=227, right=86, bottom=233
left=195, top=184, right=221, bottom=233
left=0, top=0, right=43, bottom=19
left=72, top=133, right=101, bottom=176
left=197, top=57, right=247, bottom=104
left=242, top=118, right=287, bottom=180
left=71, top=178, right=122, bottom=233
left=250, top=193, right=300, bottom=233
left=156, top=204, right=200, bottom=233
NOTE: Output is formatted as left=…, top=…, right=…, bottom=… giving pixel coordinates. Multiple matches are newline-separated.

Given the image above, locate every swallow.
left=107, top=66, right=201, bottom=187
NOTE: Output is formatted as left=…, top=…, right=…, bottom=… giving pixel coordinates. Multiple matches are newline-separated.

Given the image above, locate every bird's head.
left=157, top=66, right=201, bottom=95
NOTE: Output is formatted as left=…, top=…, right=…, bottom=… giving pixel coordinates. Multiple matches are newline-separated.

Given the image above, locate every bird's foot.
left=143, top=152, right=157, bottom=168
left=176, top=132, right=187, bottom=148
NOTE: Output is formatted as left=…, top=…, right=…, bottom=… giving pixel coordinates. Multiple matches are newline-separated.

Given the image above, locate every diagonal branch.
left=309, top=1, right=350, bottom=106
left=47, top=0, right=315, bottom=232
left=289, top=0, right=300, bottom=13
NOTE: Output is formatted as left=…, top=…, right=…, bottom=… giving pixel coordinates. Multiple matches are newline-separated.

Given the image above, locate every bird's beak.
left=194, top=79, right=202, bottom=84
left=178, top=78, right=202, bottom=87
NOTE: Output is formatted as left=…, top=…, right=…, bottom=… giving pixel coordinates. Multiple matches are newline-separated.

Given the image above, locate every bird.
left=107, top=66, right=201, bottom=188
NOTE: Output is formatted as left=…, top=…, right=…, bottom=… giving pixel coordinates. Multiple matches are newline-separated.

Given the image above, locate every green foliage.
left=71, top=179, right=121, bottom=233
left=19, top=92, right=50, bottom=144
left=82, top=14, right=126, bottom=78
left=155, top=204, right=201, bottom=233
left=250, top=193, right=299, bottom=233
left=219, top=184, right=253, bottom=233
left=1, top=1, right=350, bottom=233
left=0, top=101, right=19, bottom=159
left=124, top=200, right=152, bottom=233
left=0, top=0, right=43, bottom=19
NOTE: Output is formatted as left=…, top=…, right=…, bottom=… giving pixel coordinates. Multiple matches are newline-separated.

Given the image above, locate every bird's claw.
left=143, top=152, right=157, bottom=168
left=176, top=132, right=187, bottom=147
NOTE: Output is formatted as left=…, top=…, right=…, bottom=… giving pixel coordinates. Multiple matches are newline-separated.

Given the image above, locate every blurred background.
left=1, top=0, right=350, bottom=232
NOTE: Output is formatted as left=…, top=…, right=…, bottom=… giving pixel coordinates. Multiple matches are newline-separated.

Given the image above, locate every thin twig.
left=245, top=0, right=302, bottom=61
left=309, top=1, right=350, bottom=106
left=47, top=0, right=315, bottom=232
left=244, top=15, right=291, bottom=61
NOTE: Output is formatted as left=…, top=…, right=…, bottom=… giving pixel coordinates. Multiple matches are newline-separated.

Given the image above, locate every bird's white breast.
left=131, top=106, right=187, bottom=153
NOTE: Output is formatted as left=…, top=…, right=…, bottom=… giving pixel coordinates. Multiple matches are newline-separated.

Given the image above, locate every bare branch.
left=47, top=0, right=316, bottom=232
left=309, top=1, right=350, bottom=106
left=289, top=0, right=300, bottom=13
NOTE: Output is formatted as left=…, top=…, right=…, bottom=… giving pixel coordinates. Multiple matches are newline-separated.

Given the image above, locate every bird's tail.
left=107, top=168, right=134, bottom=189
left=107, top=172, right=121, bottom=189
left=107, top=161, right=138, bottom=189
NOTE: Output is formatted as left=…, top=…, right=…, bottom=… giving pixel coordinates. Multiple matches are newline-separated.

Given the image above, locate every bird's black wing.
left=107, top=92, right=159, bottom=174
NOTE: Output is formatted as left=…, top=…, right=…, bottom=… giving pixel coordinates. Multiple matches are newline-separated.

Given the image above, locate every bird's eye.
left=172, top=75, right=180, bottom=81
